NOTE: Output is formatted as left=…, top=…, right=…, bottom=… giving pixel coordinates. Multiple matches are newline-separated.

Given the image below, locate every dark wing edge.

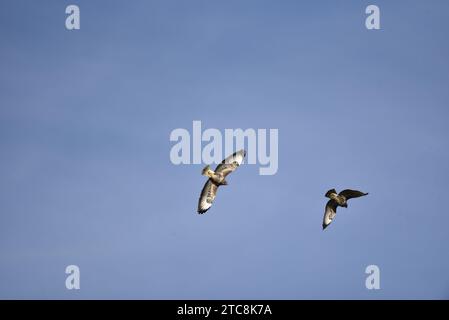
left=197, top=180, right=219, bottom=214
left=220, top=149, right=246, bottom=165
left=323, top=200, right=338, bottom=230
left=339, top=189, right=368, bottom=200
left=215, top=149, right=246, bottom=177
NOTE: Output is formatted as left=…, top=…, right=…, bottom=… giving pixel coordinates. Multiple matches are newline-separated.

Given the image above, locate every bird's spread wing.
left=215, top=149, right=246, bottom=177
left=198, top=180, right=219, bottom=214
left=339, top=189, right=368, bottom=200
left=323, top=200, right=338, bottom=230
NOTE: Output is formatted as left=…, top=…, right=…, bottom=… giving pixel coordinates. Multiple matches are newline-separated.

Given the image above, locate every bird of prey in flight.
left=322, top=189, right=368, bottom=230
left=197, top=149, right=246, bottom=214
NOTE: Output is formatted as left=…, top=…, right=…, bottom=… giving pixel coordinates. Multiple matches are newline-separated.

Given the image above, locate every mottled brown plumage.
left=197, top=150, right=246, bottom=214
left=322, top=189, right=368, bottom=230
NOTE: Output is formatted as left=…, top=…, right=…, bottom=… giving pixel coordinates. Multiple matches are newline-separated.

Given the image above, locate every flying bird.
left=322, top=189, right=368, bottom=230
left=197, top=149, right=246, bottom=214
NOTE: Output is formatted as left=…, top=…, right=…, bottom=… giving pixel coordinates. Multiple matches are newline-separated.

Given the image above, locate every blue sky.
left=1, top=0, right=449, bottom=299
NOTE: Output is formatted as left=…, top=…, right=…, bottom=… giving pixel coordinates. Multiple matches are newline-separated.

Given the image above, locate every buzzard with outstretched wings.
left=197, top=150, right=246, bottom=214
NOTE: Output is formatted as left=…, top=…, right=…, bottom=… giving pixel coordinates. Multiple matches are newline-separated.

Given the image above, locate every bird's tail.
left=325, top=189, right=337, bottom=198
left=202, top=165, right=211, bottom=176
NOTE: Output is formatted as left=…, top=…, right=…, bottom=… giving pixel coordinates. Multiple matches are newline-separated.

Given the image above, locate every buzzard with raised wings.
left=322, top=189, right=368, bottom=230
